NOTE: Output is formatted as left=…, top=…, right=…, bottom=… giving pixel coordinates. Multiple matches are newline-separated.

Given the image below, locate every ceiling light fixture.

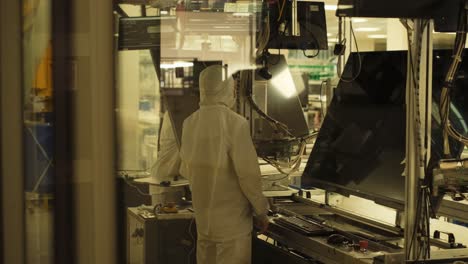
left=352, top=18, right=368, bottom=23
left=160, top=61, right=194, bottom=69
left=433, top=30, right=456, bottom=35
left=337, top=4, right=354, bottom=10
left=354, top=27, right=380, bottom=32
left=367, top=34, right=387, bottom=39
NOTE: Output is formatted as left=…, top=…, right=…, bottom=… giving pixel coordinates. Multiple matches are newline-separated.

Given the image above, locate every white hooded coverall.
left=179, top=65, right=269, bottom=264
left=152, top=111, right=180, bottom=183
left=150, top=111, right=184, bottom=204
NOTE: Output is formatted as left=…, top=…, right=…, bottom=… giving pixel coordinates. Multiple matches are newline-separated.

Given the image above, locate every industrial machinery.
left=116, top=0, right=330, bottom=176
left=255, top=196, right=468, bottom=264
left=162, top=57, right=314, bottom=178
left=116, top=0, right=468, bottom=263
left=330, top=1, right=468, bottom=262
left=127, top=207, right=196, bottom=264
left=158, top=50, right=468, bottom=264
left=252, top=49, right=468, bottom=264
left=433, top=159, right=468, bottom=198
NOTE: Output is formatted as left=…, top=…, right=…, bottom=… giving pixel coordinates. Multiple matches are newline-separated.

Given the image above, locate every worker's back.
left=179, top=65, right=268, bottom=244
left=179, top=105, right=253, bottom=242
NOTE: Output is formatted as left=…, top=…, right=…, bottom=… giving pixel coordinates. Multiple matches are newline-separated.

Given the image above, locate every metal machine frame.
left=127, top=207, right=196, bottom=264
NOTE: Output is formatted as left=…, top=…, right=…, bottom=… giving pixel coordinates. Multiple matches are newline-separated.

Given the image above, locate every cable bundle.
left=241, top=70, right=293, bottom=137
left=256, top=5, right=271, bottom=57
left=238, top=70, right=317, bottom=177
left=262, top=139, right=307, bottom=179
left=337, top=19, right=362, bottom=83
left=407, top=185, right=433, bottom=261
left=440, top=5, right=468, bottom=155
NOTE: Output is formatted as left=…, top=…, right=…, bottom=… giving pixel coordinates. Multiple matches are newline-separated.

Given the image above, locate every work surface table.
left=265, top=202, right=402, bottom=264
left=262, top=199, right=468, bottom=264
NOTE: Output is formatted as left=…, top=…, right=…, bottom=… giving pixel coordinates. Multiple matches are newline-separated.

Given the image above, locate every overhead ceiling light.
left=352, top=18, right=368, bottom=23
left=325, top=5, right=337, bottom=11
left=232, top=12, right=251, bottom=17
left=433, top=30, right=456, bottom=35
left=354, top=27, right=380, bottom=32
left=337, top=4, right=354, bottom=10
left=160, top=61, right=194, bottom=69
left=368, top=34, right=387, bottom=39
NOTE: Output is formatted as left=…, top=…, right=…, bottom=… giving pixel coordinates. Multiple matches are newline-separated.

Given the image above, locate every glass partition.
left=113, top=2, right=468, bottom=264
left=117, top=50, right=161, bottom=173
left=22, top=0, right=54, bottom=263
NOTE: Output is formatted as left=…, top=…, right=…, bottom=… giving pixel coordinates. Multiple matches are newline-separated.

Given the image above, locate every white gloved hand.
left=254, top=215, right=269, bottom=234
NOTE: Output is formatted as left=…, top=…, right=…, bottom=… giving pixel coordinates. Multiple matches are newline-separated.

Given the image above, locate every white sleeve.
left=230, top=120, right=269, bottom=216
left=152, top=112, right=181, bottom=182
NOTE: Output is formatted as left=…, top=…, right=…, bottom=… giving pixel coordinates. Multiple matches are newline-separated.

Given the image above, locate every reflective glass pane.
left=22, top=0, right=54, bottom=263
left=113, top=2, right=468, bottom=264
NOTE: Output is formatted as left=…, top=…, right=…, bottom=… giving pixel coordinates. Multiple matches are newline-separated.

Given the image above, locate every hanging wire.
left=406, top=182, right=434, bottom=261
left=339, top=19, right=362, bottom=83
left=123, top=177, right=152, bottom=196
left=237, top=70, right=318, bottom=176
left=277, top=0, right=287, bottom=22
left=257, top=7, right=271, bottom=57
left=242, top=71, right=294, bottom=137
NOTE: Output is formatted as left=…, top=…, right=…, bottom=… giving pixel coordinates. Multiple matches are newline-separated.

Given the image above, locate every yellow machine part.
left=34, top=44, right=53, bottom=98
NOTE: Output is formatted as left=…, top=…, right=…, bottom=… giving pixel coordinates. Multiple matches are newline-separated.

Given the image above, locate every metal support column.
left=1, top=0, right=25, bottom=263
left=404, top=19, right=433, bottom=261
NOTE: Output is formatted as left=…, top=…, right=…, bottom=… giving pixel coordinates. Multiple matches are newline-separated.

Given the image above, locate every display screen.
left=265, top=1, right=328, bottom=50
left=336, top=0, right=462, bottom=32
left=255, top=54, right=310, bottom=138
left=301, top=50, right=468, bottom=209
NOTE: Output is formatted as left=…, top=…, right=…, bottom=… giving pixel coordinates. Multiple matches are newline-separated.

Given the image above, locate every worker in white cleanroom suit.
left=152, top=111, right=180, bottom=182
left=150, top=111, right=184, bottom=205
left=179, top=65, right=270, bottom=264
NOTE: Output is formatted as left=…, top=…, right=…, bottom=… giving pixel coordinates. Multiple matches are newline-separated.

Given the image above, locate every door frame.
left=1, top=0, right=25, bottom=263
left=1, top=0, right=119, bottom=262
left=52, top=0, right=76, bottom=262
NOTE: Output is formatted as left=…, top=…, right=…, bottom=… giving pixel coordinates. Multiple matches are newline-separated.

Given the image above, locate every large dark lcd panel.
left=336, top=0, right=462, bottom=32
left=255, top=54, right=310, bottom=138
left=302, top=50, right=468, bottom=209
